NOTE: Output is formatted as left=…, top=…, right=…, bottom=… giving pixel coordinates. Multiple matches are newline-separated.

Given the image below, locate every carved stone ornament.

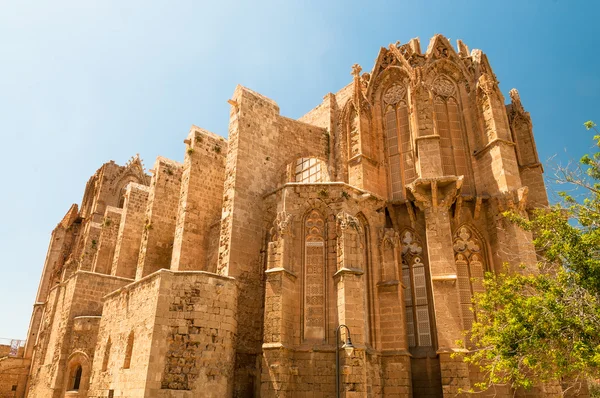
left=383, top=84, right=407, bottom=105
left=453, top=227, right=481, bottom=253
left=336, top=211, right=361, bottom=233
left=432, top=76, right=455, bottom=97
left=478, top=73, right=495, bottom=96
left=509, top=88, right=524, bottom=113
left=401, top=230, right=423, bottom=256
left=380, top=50, right=397, bottom=70
left=435, top=45, right=449, bottom=58
left=360, top=72, right=370, bottom=89
left=379, top=228, right=399, bottom=246
left=270, top=211, right=294, bottom=241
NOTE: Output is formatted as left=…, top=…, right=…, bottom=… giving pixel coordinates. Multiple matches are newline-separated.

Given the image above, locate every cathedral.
left=1, top=34, right=553, bottom=397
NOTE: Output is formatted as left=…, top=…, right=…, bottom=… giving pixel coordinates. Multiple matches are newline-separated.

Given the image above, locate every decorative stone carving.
left=477, top=73, right=495, bottom=96
left=336, top=211, right=361, bottom=233
left=401, top=230, right=422, bottom=256
left=383, top=84, right=407, bottom=105
left=351, top=63, right=362, bottom=77
left=270, top=211, right=294, bottom=241
left=432, top=76, right=455, bottom=97
left=509, top=88, right=525, bottom=114
left=453, top=226, right=486, bottom=331
left=360, top=72, right=370, bottom=89
left=453, top=226, right=481, bottom=254
left=379, top=228, right=399, bottom=246
left=304, top=210, right=325, bottom=337
left=435, top=45, right=449, bottom=58
left=380, top=50, right=398, bottom=70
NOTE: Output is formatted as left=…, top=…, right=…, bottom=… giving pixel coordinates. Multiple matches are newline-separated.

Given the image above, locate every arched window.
left=512, top=118, right=537, bottom=166
left=432, top=76, right=474, bottom=195
left=295, top=158, right=322, bottom=183
left=347, top=104, right=373, bottom=159
left=453, top=226, right=486, bottom=331
left=303, top=209, right=326, bottom=341
left=400, top=230, right=434, bottom=348
left=123, top=332, right=134, bottom=369
left=356, top=213, right=375, bottom=347
left=69, top=364, right=83, bottom=391
left=117, top=186, right=127, bottom=208
left=102, top=338, right=111, bottom=372
left=382, top=84, right=415, bottom=201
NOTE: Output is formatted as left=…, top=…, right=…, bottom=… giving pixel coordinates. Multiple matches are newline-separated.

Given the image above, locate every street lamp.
left=335, top=324, right=355, bottom=398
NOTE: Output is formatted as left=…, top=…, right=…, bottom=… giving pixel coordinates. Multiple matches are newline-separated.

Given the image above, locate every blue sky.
left=0, top=0, right=598, bottom=339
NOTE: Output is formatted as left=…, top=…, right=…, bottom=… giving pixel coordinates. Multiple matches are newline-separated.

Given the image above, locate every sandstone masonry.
left=1, top=35, right=574, bottom=397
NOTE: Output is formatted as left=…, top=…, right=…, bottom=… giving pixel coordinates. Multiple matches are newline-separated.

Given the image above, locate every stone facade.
left=2, top=35, right=570, bottom=397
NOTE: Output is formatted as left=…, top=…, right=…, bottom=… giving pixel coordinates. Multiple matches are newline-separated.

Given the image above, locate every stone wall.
left=171, top=126, right=227, bottom=272
left=219, top=85, right=330, bottom=394
left=26, top=272, right=131, bottom=398
left=111, top=183, right=150, bottom=279
left=88, top=269, right=238, bottom=398
left=18, top=34, right=560, bottom=398
left=91, top=207, right=122, bottom=275
left=136, top=157, right=183, bottom=279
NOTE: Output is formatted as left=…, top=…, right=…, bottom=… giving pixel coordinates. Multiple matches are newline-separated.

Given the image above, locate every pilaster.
left=408, top=176, right=470, bottom=396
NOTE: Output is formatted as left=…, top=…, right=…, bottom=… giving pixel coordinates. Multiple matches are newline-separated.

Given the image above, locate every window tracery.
left=400, top=230, right=433, bottom=348
left=303, top=210, right=326, bottom=340
left=295, top=158, right=322, bottom=183
left=432, top=76, right=474, bottom=194
left=453, top=226, right=486, bottom=331
left=383, top=83, right=415, bottom=201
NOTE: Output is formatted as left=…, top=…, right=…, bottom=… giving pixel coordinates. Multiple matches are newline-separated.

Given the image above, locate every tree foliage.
left=462, top=121, right=600, bottom=393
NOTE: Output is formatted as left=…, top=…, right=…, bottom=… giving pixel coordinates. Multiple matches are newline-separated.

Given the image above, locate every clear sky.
left=0, top=0, right=598, bottom=339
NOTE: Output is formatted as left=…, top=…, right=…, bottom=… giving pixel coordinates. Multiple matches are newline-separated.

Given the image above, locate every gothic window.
left=432, top=76, right=474, bottom=195
left=356, top=214, right=375, bottom=347
left=295, top=158, right=322, bottom=183
left=102, top=338, right=111, bottom=372
left=400, top=230, right=434, bottom=348
left=512, top=118, right=537, bottom=166
left=123, top=332, right=134, bottom=369
left=383, top=84, right=415, bottom=201
left=453, top=226, right=486, bottom=331
left=303, top=210, right=326, bottom=340
left=117, top=186, right=127, bottom=208
left=69, top=364, right=83, bottom=391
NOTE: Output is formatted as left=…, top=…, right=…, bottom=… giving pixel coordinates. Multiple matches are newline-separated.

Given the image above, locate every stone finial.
left=351, top=64, right=362, bottom=78
left=457, top=39, right=469, bottom=57
left=477, top=73, right=495, bottom=95
left=509, top=88, right=524, bottom=112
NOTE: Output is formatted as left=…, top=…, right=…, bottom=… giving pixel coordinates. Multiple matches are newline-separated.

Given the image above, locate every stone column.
left=91, top=206, right=122, bottom=274
left=333, top=212, right=368, bottom=397
left=376, top=228, right=412, bottom=395
left=261, top=210, right=298, bottom=397
left=408, top=177, right=470, bottom=396
left=111, top=183, right=149, bottom=279
left=136, top=157, right=183, bottom=279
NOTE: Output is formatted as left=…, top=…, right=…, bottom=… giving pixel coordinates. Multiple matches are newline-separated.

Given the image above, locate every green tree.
left=461, top=121, right=600, bottom=394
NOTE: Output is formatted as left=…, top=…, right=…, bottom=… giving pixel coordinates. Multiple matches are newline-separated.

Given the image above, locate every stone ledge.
left=347, top=153, right=379, bottom=167
left=263, top=181, right=385, bottom=203
left=377, top=280, right=400, bottom=288
left=473, top=138, right=516, bottom=158
left=431, top=274, right=458, bottom=282
left=103, top=268, right=236, bottom=301
left=437, top=347, right=469, bottom=354
left=333, top=267, right=364, bottom=278
left=265, top=267, right=297, bottom=279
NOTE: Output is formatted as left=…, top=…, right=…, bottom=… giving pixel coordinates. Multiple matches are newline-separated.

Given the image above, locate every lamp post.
left=335, top=324, right=355, bottom=398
